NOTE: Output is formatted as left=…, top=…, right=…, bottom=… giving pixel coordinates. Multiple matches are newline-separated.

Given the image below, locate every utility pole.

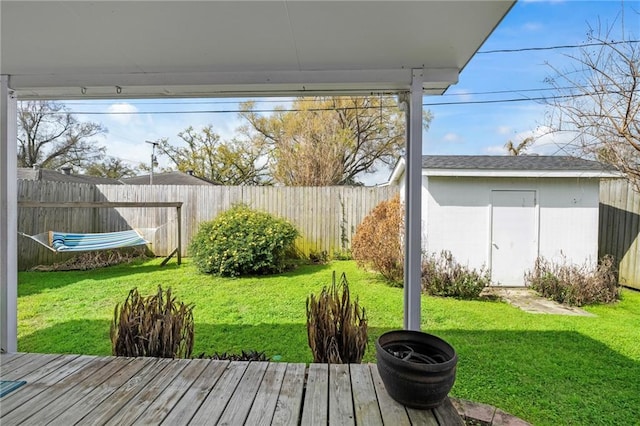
left=145, top=140, right=159, bottom=185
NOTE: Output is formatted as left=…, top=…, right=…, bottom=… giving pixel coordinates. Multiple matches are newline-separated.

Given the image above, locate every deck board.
left=159, top=360, right=229, bottom=425
left=434, top=397, right=466, bottom=426
left=188, top=360, right=248, bottom=425
left=300, top=363, right=329, bottom=425
left=3, top=356, right=116, bottom=424
left=0, top=352, right=28, bottom=370
left=77, top=357, right=167, bottom=425
left=104, top=358, right=191, bottom=425
left=0, top=353, right=462, bottom=425
left=407, top=407, right=440, bottom=426
left=0, top=353, right=68, bottom=380
left=368, top=363, right=411, bottom=426
left=244, top=362, right=287, bottom=426
left=329, top=363, right=355, bottom=426
left=350, top=364, right=383, bottom=426
left=49, top=357, right=151, bottom=425
left=271, top=363, right=306, bottom=426
left=133, top=358, right=210, bottom=425
left=1, top=355, right=92, bottom=416
left=1, top=353, right=75, bottom=402
left=30, top=356, right=135, bottom=425
left=217, top=361, right=269, bottom=425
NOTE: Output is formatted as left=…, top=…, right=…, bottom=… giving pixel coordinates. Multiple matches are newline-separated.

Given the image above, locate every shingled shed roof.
left=422, top=155, right=616, bottom=171
left=388, top=155, right=619, bottom=183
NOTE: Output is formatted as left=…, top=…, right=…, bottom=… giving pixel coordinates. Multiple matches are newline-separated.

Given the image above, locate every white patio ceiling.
left=1, top=1, right=514, bottom=98
left=1, top=1, right=515, bottom=351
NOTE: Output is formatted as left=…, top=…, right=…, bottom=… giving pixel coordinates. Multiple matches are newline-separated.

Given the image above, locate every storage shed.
left=390, top=155, right=619, bottom=286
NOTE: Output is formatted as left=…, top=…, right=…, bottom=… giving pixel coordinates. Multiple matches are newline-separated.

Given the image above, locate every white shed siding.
left=397, top=176, right=430, bottom=247
left=425, top=177, right=494, bottom=271
left=537, top=178, right=600, bottom=265
left=423, top=176, right=600, bottom=285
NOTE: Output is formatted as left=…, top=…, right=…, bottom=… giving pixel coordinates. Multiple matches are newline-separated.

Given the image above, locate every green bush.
left=525, top=255, right=619, bottom=306
left=190, top=205, right=299, bottom=276
left=351, top=195, right=404, bottom=284
left=421, top=251, right=490, bottom=299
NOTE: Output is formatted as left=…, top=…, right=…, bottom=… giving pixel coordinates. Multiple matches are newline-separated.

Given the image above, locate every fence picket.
left=17, top=182, right=396, bottom=270
left=599, top=179, right=640, bottom=289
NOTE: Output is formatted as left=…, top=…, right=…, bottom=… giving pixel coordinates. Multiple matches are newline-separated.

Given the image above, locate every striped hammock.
left=20, top=230, right=150, bottom=253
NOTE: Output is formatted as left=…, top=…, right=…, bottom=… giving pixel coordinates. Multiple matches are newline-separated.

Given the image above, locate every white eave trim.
left=388, top=158, right=406, bottom=186
left=422, top=169, right=621, bottom=178
left=9, top=68, right=459, bottom=100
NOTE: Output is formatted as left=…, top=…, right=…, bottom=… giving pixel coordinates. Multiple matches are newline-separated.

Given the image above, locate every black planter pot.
left=375, top=330, right=458, bottom=409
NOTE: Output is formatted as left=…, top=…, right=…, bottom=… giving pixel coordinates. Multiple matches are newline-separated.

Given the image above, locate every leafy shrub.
left=111, top=286, right=194, bottom=358
left=332, top=250, right=353, bottom=261
left=306, top=272, right=368, bottom=363
left=421, top=250, right=490, bottom=299
left=195, top=350, right=269, bottom=361
left=352, top=195, right=403, bottom=284
left=309, top=250, right=329, bottom=264
left=525, top=255, right=619, bottom=306
left=190, top=205, right=299, bottom=276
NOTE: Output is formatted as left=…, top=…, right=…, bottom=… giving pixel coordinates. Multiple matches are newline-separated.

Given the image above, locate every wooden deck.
left=0, top=353, right=464, bottom=425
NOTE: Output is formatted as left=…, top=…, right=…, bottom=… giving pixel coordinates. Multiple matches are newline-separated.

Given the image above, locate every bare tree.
left=17, top=101, right=107, bottom=170
left=156, top=125, right=270, bottom=185
left=545, top=17, right=639, bottom=191
left=85, top=157, right=137, bottom=179
left=239, top=96, right=429, bottom=186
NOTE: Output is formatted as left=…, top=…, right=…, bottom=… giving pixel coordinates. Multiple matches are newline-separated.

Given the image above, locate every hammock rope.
left=19, top=229, right=152, bottom=253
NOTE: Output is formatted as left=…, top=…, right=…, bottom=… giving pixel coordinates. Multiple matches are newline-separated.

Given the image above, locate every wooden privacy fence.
left=599, top=179, right=640, bottom=289
left=17, top=181, right=397, bottom=270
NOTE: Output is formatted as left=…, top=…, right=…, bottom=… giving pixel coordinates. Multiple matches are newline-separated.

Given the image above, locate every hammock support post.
left=160, top=205, right=181, bottom=266
left=18, top=201, right=183, bottom=266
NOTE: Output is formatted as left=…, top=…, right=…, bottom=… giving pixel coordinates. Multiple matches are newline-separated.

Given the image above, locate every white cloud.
left=521, top=0, right=565, bottom=3
left=522, top=22, right=543, bottom=32
left=107, top=103, right=139, bottom=125
left=525, top=126, right=579, bottom=156
left=484, top=126, right=580, bottom=156
left=444, top=89, right=473, bottom=103
left=485, top=145, right=507, bottom=155
left=496, top=126, right=512, bottom=135
left=443, top=133, right=462, bottom=143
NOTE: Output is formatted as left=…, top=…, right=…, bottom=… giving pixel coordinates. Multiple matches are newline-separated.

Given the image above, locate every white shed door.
left=490, top=190, right=537, bottom=286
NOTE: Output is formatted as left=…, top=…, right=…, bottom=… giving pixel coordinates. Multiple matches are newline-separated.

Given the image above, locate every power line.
left=60, top=87, right=562, bottom=106
left=478, top=39, right=640, bottom=54
left=47, top=91, right=596, bottom=115
left=44, top=40, right=640, bottom=109
left=52, top=81, right=622, bottom=112
left=423, top=93, right=584, bottom=106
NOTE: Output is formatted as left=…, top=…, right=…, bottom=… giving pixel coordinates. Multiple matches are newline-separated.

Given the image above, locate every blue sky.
left=63, top=0, right=639, bottom=185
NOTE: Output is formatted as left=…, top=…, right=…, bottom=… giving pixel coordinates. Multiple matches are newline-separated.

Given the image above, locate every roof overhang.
left=387, top=158, right=621, bottom=184
left=1, top=1, right=515, bottom=99
left=422, top=169, right=622, bottom=179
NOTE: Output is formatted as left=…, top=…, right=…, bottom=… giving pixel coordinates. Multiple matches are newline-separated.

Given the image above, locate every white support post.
left=0, top=75, right=18, bottom=352
left=404, top=69, right=423, bottom=331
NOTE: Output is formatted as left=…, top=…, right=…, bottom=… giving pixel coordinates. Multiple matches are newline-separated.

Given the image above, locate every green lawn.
left=17, top=259, right=640, bottom=425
